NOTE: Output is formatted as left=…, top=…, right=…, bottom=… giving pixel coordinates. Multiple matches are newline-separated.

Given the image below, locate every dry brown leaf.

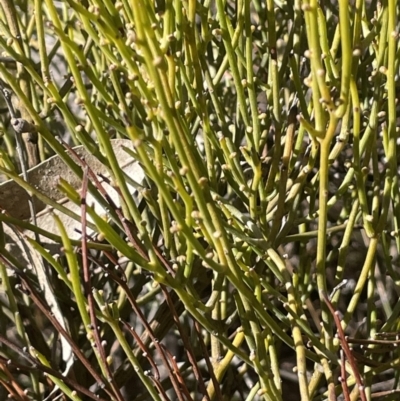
left=1, top=139, right=144, bottom=265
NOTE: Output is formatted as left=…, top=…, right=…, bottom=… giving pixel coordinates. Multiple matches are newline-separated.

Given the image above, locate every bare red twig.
left=80, top=166, right=125, bottom=401
left=59, top=137, right=209, bottom=400
left=0, top=361, right=29, bottom=401
left=120, top=320, right=161, bottom=381
left=0, top=254, right=112, bottom=399
left=161, top=286, right=210, bottom=401
left=322, top=292, right=367, bottom=401
left=60, top=137, right=179, bottom=281
left=162, top=343, right=195, bottom=401
left=340, top=350, right=351, bottom=401
left=58, top=138, right=150, bottom=264
left=0, top=335, right=109, bottom=401
left=95, top=255, right=187, bottom=401
left=120, top=321, right=171, bottom=401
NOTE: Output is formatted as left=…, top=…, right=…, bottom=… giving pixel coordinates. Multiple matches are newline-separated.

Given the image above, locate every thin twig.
left=322, top=291, right=367, bottom=401
left=80, top=166, right=125, bottom=401
left=0, top=253, right=113, bottom=398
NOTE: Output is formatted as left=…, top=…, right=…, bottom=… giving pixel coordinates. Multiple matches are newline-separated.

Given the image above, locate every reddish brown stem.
left=321, top=292, right=367, bottom=401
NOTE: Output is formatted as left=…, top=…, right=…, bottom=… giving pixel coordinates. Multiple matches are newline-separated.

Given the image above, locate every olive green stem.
left=316, top=116, right=338, bottom=350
